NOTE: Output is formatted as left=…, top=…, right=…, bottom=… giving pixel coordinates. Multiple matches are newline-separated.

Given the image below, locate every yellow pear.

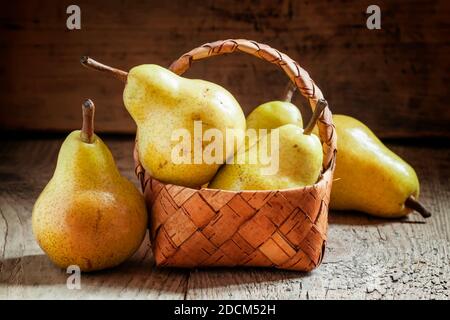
left=246, top=82, right=303, bottom=130
left=32, top=100, right=148, bottom=271
left=209, top=102, right=326, bottom=191
left=246, top=100, right=303, bottom=130
left=320, top=115, right=430, bottom=218
left=81, top=57, right=246, bottom=188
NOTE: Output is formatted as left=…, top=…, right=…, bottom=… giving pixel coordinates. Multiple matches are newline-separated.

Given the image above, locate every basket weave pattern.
left=134, top=39, right=337, bottom=271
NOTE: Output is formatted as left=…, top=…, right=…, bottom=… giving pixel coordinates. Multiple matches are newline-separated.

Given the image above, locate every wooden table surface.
left=0, top=136, right=449, bottom=300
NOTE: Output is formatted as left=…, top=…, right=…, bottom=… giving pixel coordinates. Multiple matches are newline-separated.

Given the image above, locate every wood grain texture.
left=0, top=0, right=449, bottom=138
left=0, top=137, right=448, bottom=299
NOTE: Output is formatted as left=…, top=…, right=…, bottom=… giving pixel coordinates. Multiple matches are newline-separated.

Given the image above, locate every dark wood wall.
left=1, top=0, right=449, bottom=138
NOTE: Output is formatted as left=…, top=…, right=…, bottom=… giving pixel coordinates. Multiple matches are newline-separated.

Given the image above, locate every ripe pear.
left=209, top=102, right=326, bottom=191
left=81, top=57, right=246, bottom=188
left=323, top=115, right=430, bottom=218
left=32, top=100, right=148, bottom=272
left=246, top=100, right=303, bottom=130
left=246, top=82, right=303, bottom=130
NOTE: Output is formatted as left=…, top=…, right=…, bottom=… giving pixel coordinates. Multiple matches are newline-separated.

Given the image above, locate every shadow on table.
left=0, top=253, right=182, bottom=289
left=5, top=212, right=426, bottom=293
left=0, top=253, right=310, bottom=293
left=185, top=265, right=311, bottom=291
left=0, top=230, right=308, bottom=293
left=328, top=209, right=427, bottom=226
left=0, top=234, right=187, bottom=295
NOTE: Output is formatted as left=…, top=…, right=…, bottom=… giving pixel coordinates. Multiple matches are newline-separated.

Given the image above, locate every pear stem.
left=281, top=81, right=297, bottom=103
left=80, top=56, right=128, bottom=83
left=81, top=99, right=95, bottom=144
left=405, top=195, right=432, bottom=218
left=303, top=99, right=328, bottom=135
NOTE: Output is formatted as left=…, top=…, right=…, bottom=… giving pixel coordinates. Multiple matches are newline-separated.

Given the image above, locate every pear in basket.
left=81, top=57, right=246, bottom=188
left=32, top=100, right=148, bottom=271
left=209, top=100, right=327, bottom=190
left=246, top=83, right=303, bottom=130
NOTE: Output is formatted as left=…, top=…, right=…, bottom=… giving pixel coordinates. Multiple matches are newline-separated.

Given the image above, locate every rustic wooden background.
left=1, top=1, right=449, bottom=300
left=0, top=0, right=449, bottom=138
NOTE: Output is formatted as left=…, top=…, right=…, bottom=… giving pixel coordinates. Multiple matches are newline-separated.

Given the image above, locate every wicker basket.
left=134, top=39, right=337, bottom=272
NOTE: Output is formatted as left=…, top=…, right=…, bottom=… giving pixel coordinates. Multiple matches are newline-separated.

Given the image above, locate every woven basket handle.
left=169, top=39, right=336, bottom=170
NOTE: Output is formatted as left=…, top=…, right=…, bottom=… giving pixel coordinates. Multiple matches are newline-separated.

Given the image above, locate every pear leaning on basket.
left=266, top=82, right=432, bottom=219
left=324, top=114, right=431, bottom=218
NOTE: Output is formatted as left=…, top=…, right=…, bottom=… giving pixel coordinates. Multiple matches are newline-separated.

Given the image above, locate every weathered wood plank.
left=0, top=137, right=448, bottom=299
left=0, top=0, right=449, bottom=138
